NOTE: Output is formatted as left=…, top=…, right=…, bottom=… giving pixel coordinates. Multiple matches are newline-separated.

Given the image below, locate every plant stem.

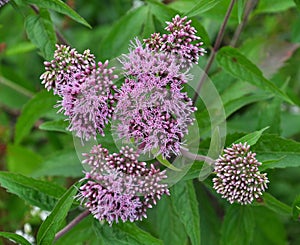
left=180, top=147, right=215, bottom=165
left=54, top=210, right=90, bottom=242
left=230, top=0, right=258, bottom=47
left=192, top=0, right=236, bottom=105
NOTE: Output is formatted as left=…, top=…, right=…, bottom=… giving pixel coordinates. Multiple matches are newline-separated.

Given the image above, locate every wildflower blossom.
left=145, top=15, right=206, bottom=66
left=0, top=0, right=9, bottom=7
left=76, top=145, right=169, bottom=225
left=213, top=142, right=269, bottom=205
left=120, top=38, right=191, bottom=87
left=58, top=61, right=118, bottom=141
left=114, top=77, right=196, bottom=158
left=40, top=44, right=95, bottom=94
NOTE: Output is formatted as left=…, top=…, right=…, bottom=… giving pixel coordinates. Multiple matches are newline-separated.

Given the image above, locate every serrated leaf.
left=94, top=221, right=163, bottom=245
left=24, top=0, right=91, bottom=28
left=99, top=6, right=148, bottom=59
left=184, top=0, right=221, bottom=17
left=252, top=134, right=300, bottom=170
left=39, top=119, right=69, bottom=133
left=31, top=150, right=83, bottom=178
left=0, top=172, right=65, bottom=211
left=14, top=90, right=58, bottom=145
left=25, top=9, right=57, bottom=60
left=233, top=126, right=269, bottom=146
left=292, top=195, right=300, bottom=221
left=259, top=193, right=292, bottom=216
left=216, top=46, right=293, bottom=104
left=37, top=184, right=78, bottom=245
left=171, top=180, right=200, bottom=245
left=220, top=205, right=254, bottom=245
left=0, top=232, right=31, bottom=245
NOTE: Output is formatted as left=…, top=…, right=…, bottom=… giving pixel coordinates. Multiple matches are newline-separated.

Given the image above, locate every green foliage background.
left=0, top=0, right=300, bottom=244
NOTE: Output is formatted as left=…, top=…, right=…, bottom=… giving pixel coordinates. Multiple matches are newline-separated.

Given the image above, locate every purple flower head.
left=213, top=142, right=269, bottom=205
left=114, top=77, right=196, bottom=158
left=0, top=0, right=9, bottom=7
left=145, top=15, right=206, bottom=66
left=57, top=61, right=118, bottom=141
left=40, top=44, right=95, bottom=94
left=76, top=145, right=169, bottom=225
left=120, top=38, right=191, bottom=86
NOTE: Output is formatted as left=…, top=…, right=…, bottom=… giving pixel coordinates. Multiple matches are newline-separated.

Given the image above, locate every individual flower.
left=0, top=0, right=9, bottom=7
left=57, top=61, right=118, bottom=141
left=40, top=44, right=95, bottom=94
left=145, top=15, right=206, bottom=66
left=114, top=76, right=196, bottom=158
left=76, top=145, right=169, bottom=225
left=212, top=142, right=269, bottom=205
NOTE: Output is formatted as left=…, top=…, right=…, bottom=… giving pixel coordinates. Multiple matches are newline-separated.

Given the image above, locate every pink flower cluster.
left=40, top=45, right=118, bottom=141
left=76, top=145, right=169, bottom=224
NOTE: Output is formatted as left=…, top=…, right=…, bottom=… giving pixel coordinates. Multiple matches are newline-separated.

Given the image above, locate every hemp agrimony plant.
left=0, top=1, right=300, bottom=245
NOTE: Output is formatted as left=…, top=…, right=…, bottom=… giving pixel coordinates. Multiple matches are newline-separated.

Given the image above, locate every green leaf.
left=220, top=205, right=255, bottom=245
left=257, top=98, right=282, bottom=134
left=147, top=0, right=177, bottom=24
left=39, top=119, right=69, bottom=134
left=171, top=180, right=200, bottom=245
left=56, top=216, right=103, bottom=245
left=99, top=6, right=148, bottom=59
left=155, top=196, right=188, bottom=245
left=155, top=153, right=181, bottom=171
left=7, top=144, right=43, bottom=175
left=184, top=0, right=221, bottom=17
left=24, top=9, right=57, bottom=60
left=14, top=90, right=58, bottom=145
left=5, top=41, right=36, bottom=56
left=37, top=184, right=78, bottom=245
left=255, top=0, right=295, bottom=14
left=252, top=134, right=300, bottom=170
left=196, top=184, right=221, bottom=245
left=252, top=206, right=287, bottom=245
left=216, top=46, right=293, bottom=104
left=233, top=126, right=269, bottom=146
left=94, top=221, right=163, bottom=245
left=260, top=193, right=292, bottom=216
left=24, top=0, right=91, bottom=28
left=0, top=232, right=31, bottom=245
left=0, top=172, right=65, bottom=211
left=191, top=17, right=211, bottom=47
left=292, top=195, right=300, bottom=221
left=31, top=150, right=83, bottom=178
left=225, top=93, right=272, bottom=118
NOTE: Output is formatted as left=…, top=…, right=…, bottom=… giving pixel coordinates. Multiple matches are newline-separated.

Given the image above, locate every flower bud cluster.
left=213, top=142, right=269, bottom=205
left=145, top=15, right=206, bottom=67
